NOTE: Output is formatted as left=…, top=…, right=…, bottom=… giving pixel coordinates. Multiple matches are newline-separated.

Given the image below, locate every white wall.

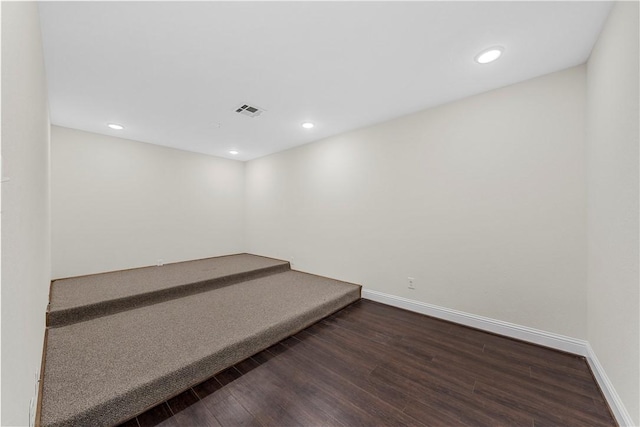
left=586, top=1, right=639, bottom=424
left=1, top=3, right=51, bottom=426
left=51, top=126, right=245, bottom=279
left=246, top=66, right=587, bottom=339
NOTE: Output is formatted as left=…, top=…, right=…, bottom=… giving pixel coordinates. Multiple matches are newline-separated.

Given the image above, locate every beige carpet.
left=41, top=264, right=360, bottom=427
left=48, top=254, right=289, bottom=327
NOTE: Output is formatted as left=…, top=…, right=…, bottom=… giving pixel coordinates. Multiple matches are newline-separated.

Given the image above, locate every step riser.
left=47, top=263, right=290, bottom=327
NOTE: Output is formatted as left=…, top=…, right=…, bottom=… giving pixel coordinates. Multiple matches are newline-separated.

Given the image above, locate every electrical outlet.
left=156, top=259, right=164, bottom=267
left=408, top=277, right=415, bottom=289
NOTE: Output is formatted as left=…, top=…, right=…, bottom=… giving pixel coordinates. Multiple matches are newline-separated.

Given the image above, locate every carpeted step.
left=47, top=254, right=290, bottom=327
left=40, top=270, right=361, bottom=427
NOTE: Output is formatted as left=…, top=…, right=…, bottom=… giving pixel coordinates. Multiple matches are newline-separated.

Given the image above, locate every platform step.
left=47, top=254, right=290, bottom=327
left=40, top=261, right=361, bottom=427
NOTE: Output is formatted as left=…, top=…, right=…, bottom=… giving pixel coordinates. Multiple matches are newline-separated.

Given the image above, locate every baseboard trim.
left=585, top=343, right=635, bottom=426
left=362, top=288, right=589, bottom=354
left=362, top=288, right=633, bottom=426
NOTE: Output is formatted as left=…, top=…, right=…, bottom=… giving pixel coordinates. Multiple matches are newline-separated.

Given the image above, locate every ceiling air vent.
left=235, top=103, right=265, bottom=118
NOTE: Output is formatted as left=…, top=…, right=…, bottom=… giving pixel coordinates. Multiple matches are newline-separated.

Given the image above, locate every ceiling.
left=38, top=1, right=612, bottom=161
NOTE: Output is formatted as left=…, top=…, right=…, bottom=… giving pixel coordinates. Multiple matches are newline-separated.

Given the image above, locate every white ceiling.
left=39, top=1, right=612, bottom=161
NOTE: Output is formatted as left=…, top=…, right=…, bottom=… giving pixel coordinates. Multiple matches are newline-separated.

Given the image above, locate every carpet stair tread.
left=41, top=269, right=361, bottom=427
left=48, top=254, right=289, bottom=327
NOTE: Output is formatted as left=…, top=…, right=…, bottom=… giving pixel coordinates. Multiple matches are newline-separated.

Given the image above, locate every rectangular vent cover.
left=235, top=103, right=265, bottom=118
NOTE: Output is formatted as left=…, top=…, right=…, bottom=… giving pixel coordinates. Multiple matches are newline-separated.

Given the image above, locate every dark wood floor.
left=118, top=299, right=616, bottom=427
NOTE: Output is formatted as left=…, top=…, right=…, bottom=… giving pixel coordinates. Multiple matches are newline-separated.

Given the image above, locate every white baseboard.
left=585, top=343, right=635, bottom=426
left=361, top=288, right=633, bottom=426
left=362, top=288, right=589, bottom=355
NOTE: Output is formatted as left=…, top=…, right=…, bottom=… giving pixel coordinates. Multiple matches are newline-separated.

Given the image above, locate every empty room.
left=2, top=1, right=639, bottom=426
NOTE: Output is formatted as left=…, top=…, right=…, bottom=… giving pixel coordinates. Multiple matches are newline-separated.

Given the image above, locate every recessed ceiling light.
left=302, top=122, right=315, bottom=129
left=475, top=47, right=504, bottom=64
left=229, top=150, right=239, bottom=155
left=107, top=123, right=124, bottom=130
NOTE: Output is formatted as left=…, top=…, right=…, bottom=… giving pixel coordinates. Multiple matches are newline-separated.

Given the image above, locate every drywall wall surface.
left=51, top=126, right=245, bottom=278
left=1, top=2, right=51, bottom=425
left=586, top=1, right=640, bottom=424
left=246, top=66, right=588, bottom=339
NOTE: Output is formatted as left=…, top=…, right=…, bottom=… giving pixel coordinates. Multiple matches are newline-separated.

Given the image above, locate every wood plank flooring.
left=118, top=299, right=616, bottom=427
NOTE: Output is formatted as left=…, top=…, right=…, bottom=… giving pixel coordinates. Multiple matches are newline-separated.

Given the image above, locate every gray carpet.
left=48, top=254, right=290, bottom=327
left=41, top=267, right=361, bottom=427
